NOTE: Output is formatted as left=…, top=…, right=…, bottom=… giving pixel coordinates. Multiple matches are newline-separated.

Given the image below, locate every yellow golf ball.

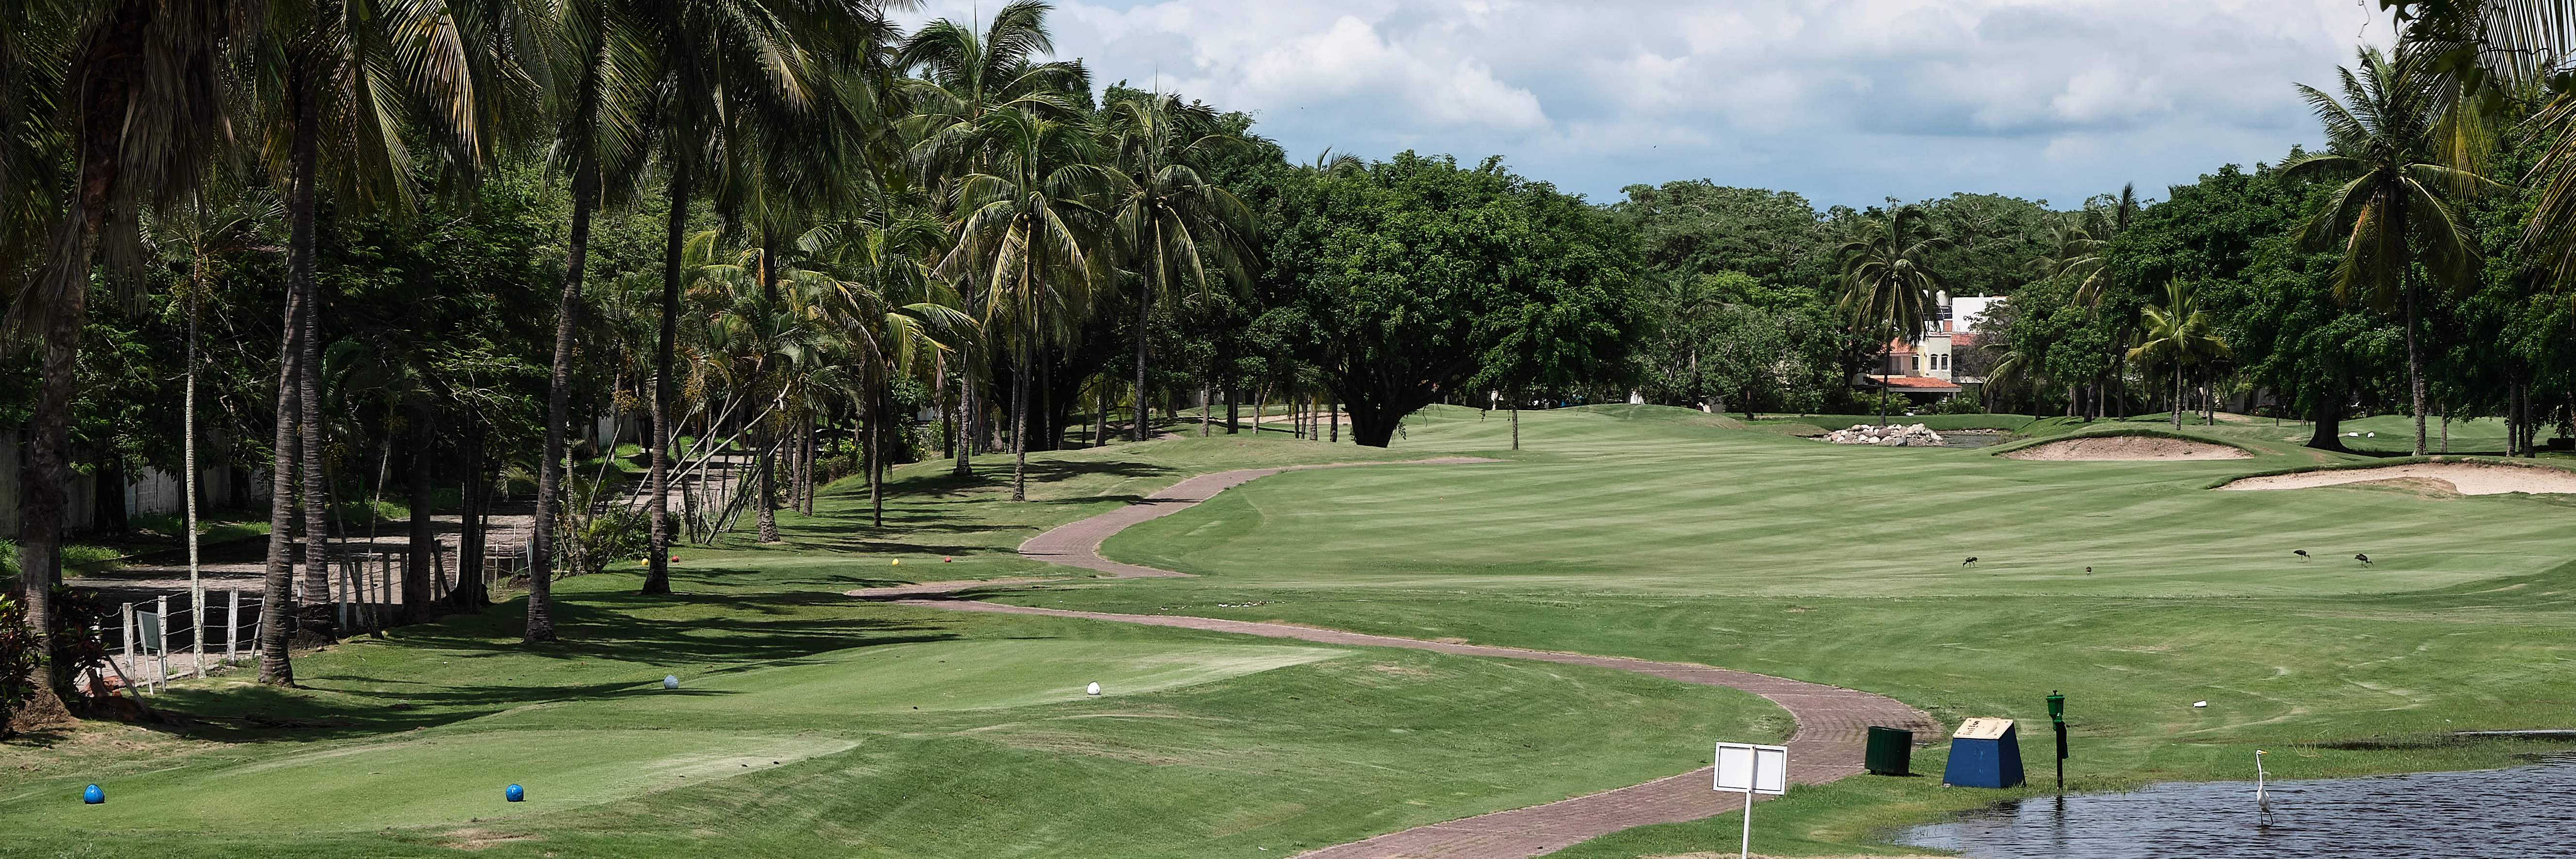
left=891, top=558, right=901, bottom=566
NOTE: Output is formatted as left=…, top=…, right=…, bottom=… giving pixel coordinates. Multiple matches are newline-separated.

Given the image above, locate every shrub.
left=558, top=507, right=648, bottom=578
left=1936, top=397, right=1988, bottom=415
left=0, top=596, right=36, bottom=735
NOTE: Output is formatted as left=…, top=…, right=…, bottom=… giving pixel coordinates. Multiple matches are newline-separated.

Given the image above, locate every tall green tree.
left=1836, top=205, right=1948, bottom=427
left=1273, top=153, right=1640, bottom=447
left=935, top=103, right=1116, bottom=501
left=534, top=0, right=654, bottom=617
left=249, top=0, right=514, bottom=680
left=12, top=0, right=246, bottom=698
left=2285, top=47, right=2493, bottom=456
left=1104, top=90, right=1255, bottom=442
left=898, top=0, right=1089, bottom=477
left=625, top=0, right=859, bottom=598
left=2129, top=278, right=2231, bottom=430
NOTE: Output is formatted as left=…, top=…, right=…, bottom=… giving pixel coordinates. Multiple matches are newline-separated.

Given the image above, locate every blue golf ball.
left=82, top=784, right=103, bottom=805
left=505, top=783, right=525, bottom=802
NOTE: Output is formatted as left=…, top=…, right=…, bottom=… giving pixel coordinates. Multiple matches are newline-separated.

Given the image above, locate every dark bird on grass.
left=2085, top=566, right=2093, bottom=574
left=2355, top=553, right=2371, bottom=565
left=1963, top=557, right=1978, bottom=566
left=2294, top=550, right=2309, bottom=560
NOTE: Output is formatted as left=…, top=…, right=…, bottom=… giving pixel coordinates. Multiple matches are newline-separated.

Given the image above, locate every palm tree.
left=1836, top=205, right=1949, bottom=427
left=2129, top=279, right=2230, bottom=431
left=801, top=196, right=975, bottom=525
left=2028, top=186, right=2140, bottom=420
left=2285, top=47, right=2493, bottom=456
left=11, top=0, right=246, bottom=698
left=151, top=185, right=280, bottom=668
left=1103, top=90, right=1256, bottom=442
left=533, top=0, right=656, bottom=625
left=247, top=0, right=513, bottom=680
left=625, top=0, right=863, bottom=597
left=936, top=104, right=1117, bottom=501
left=898, top=0, right=1090, bottom=477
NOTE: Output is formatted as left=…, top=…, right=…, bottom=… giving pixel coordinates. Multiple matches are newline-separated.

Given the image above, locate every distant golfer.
left=1963, top=557, right=1978, bottom=566
left=2293, top=550, right=2309, bottom=560
left=2355, top=553, right=2371, bottom=566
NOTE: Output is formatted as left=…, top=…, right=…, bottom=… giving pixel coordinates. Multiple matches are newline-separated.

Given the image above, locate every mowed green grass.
left=0, top=434, right=1783, bottom=858
left=1104, top=405, right=2562, bottom=597
left=995, top=404, right=2576, bottom=853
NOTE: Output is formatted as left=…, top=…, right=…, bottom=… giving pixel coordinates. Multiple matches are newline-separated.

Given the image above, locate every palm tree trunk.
left=404, top=399, right=434, bottom=623
left=457, top=419, right=488, bottom=612
left=1201, top=383, right=1211, bottom=436
left=952, top=377, right=974, bottom=477
left=802, top=413, right=818, bottom=515
left=19, top=254, right=87, bottom=699
left=2172, top=367, right=2183, bottom=431
left=297, top=261, right=331, bottom=642
left=259, top=62, right=325, bottom=681
left=296, top=312, right=331, bottom=638
left=257, top=270, right=304, bottom=685
left=1510, top=391, right=1519, bottom=450
left=1011, top=341, right=1030, bottom=502
left=1133, top=288, right=1151, bottom=442
left=1876, top=344, right=1892, bottom=427
left=869, top=392, right=884, bottom=527
left=531, top=159, right=592, bottom=629
left=2405, top=280, right=2428, bottom=456
left=643, top=168, right=691, bottom=597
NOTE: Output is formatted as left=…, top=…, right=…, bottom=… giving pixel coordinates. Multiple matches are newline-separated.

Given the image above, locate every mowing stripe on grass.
left=853, top=458, right=1938, bottom=859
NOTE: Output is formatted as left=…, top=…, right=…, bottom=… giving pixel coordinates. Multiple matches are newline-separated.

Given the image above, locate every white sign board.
left=1713, top=742, right=1788, bottom=795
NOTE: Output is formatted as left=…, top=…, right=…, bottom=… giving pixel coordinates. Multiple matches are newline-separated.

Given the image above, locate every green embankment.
left=0, top=432, right=1780, bottom=858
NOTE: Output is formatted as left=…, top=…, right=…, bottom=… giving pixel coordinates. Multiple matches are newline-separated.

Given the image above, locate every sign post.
left=1714, top=742, right=1787, bottom=859
left=2047, top=690, right=2067, bottom=792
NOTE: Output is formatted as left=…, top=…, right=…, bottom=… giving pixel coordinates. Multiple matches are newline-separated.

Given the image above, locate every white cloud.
left=898, top=0, right=2399, bottom=207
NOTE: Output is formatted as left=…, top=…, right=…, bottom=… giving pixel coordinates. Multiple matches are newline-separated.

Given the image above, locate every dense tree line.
left=8, top=0, right=2576, bottom=724
left=0, top=0, right=1642, bottom=711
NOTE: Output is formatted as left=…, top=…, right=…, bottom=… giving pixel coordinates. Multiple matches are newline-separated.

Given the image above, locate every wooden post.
left=227, top=589, right=240, bottom=662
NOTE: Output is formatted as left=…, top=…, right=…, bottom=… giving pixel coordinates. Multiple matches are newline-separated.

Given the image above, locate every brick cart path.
left=847, top=460, right=1940, bottom=859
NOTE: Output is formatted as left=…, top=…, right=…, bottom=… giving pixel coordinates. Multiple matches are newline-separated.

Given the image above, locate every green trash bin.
left=1865, top=726, right=1913, bottom=776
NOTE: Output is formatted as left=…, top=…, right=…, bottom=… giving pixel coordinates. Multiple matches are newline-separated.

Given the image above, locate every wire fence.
left=102, top=539, right=536, bottom=694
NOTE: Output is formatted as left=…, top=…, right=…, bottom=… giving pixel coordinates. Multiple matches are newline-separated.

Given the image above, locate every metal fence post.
left=155, top=594, right=169, bottom=691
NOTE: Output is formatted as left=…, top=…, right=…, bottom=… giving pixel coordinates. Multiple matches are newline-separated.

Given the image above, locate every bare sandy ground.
left=2220, top=462, right=2576, bottom=495
left=2001, top=435, right=2250, bottom=461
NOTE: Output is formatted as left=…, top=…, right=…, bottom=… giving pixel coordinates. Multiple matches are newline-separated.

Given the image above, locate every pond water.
left=1896, top=756, right=2576, bottom=858
left=1942, top=433, right=2007, bottom=449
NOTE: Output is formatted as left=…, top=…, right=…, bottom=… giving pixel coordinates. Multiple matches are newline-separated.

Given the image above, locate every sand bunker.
left=2220, top=462, right=2576, bottom=495
left=2001, top=435, right=2250, bottom=461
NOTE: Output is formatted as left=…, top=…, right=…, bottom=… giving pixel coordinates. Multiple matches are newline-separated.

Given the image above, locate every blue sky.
left=897, top=0, right=2398, bottom=210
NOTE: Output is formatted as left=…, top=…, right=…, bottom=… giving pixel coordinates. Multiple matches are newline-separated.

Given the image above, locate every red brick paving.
left=847, top=459, right=1940, bottom=859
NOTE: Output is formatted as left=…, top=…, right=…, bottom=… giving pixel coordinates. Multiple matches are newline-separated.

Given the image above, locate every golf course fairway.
left=3, top=404, right=2570, bottom=857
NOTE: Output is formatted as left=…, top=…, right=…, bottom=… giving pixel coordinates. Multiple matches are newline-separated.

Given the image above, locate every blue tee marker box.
left=1942, top=717, right=2025, bottom=789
